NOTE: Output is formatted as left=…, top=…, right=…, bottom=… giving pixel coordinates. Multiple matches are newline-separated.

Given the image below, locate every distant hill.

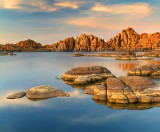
left=1, top=28, right=160, bottom=52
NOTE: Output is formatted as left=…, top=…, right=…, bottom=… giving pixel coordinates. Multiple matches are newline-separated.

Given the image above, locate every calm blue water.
left=0, top=52, right=160, bottom=132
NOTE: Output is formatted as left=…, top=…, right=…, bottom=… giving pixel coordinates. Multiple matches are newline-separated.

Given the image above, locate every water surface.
left=0, top=52, right=160, bottom=132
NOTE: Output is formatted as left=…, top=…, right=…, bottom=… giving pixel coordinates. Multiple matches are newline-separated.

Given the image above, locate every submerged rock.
left=7, top=92, right=26, bottom=99
left=26, top=85, right=70, bottom=99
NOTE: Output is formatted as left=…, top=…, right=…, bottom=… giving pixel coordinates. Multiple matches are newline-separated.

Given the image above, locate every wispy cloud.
left=0, top=0, right=81, bottom=12
left=1, top=0, right=22, bottom=9
left=54, top=1, right=79, bottom=9
left=66, top=3, right=154, bottom=30
left=91, top=3, right=152, bottom=17
left=0, top=0, right=57, bottom=12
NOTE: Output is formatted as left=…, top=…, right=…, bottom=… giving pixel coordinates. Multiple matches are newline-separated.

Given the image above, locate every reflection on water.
left=93, top=99, right=160, bottom=110
left=0, top=91, right=45, bottom=108
left=116, top=59, right=160, bottom=72
left=116, top=62, right=138, bottom=72
left=1, top=52, right=160, bottom=132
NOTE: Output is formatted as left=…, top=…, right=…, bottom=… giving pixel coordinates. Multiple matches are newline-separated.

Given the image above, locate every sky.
left=0, top=0, right=160, bottom=45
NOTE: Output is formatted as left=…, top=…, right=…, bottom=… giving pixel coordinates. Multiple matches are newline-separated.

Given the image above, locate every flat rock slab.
left=26, top=85, right=70, bottom=99
left=119, top=76, right=154, bottom=93
left=7, top=92, right=26, bottom=99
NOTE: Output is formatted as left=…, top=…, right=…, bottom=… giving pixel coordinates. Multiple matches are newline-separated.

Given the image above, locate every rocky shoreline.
left=0, top=51, right=16, bottom=56
left=7, top=65, right=160, bottom=105
left=61, top=66, right=160, bottom=104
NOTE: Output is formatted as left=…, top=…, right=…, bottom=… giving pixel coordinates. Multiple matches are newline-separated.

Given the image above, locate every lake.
left=0, top=52, right=160, bottom=132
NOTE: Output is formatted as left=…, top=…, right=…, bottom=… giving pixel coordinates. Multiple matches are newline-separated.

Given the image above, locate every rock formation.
left=16, top=39, right=42, bottom=50
left=106, top=28, right=160, bottom=51
left=52, top=37, right=75, bottom=52
left=1, top=27, right=160, bottom=52
left=26, top=85, right=70, bottom=99
left=7, top=92, right=26, bottom=99
left=62, top=66, right=160, bottom=104
left=52, top=34, right=105, bottom=52
left=61, top=66, right=115, bottom=83
left=128, top=64, right=160, bottom=76
left=106, top=28, right=140, bottom=50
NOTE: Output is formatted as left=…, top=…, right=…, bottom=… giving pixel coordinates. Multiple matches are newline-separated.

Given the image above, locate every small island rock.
left=26, top=85, right=70, bottom=99
left=7, top=92, right=26, bottom=99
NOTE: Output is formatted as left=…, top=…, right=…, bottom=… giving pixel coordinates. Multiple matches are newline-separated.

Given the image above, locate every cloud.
left=54, top=2, right=79, bottom=9
left=0, top=0, right=57, bottom=12
left=91, top=3, right=152, bottom=17
left=69, top=90, right=90, bottom=99
left=66, top=3, right=154, bottom=30
left=2, top=0, right=22, bottom=9
left=0, top=0, right=81, bottom=12
left=64, top=111, right=130, bottom=124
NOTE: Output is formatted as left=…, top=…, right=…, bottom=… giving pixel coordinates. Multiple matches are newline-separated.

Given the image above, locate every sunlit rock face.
left=16, top=39, right=42, bottom=50
left=106, top=28, right=140, bottom=50
left=139, top=33, right=160, bottom=50
left=26, top=85, right=70, bottom=100
left=106, top=28, right=160, bottom=51
left=52, top=34, right=105, bottom=52
left=52, top=37, right=75, bottom=52
left=74, top=34, right=105, bottom=52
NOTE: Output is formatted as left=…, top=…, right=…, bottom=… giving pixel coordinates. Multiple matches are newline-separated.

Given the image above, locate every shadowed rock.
left=7, top=92, right=26, bottom=99
left=92, top=82, right=107, bottom=100
left=26, top=85, right=70, bottom=99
